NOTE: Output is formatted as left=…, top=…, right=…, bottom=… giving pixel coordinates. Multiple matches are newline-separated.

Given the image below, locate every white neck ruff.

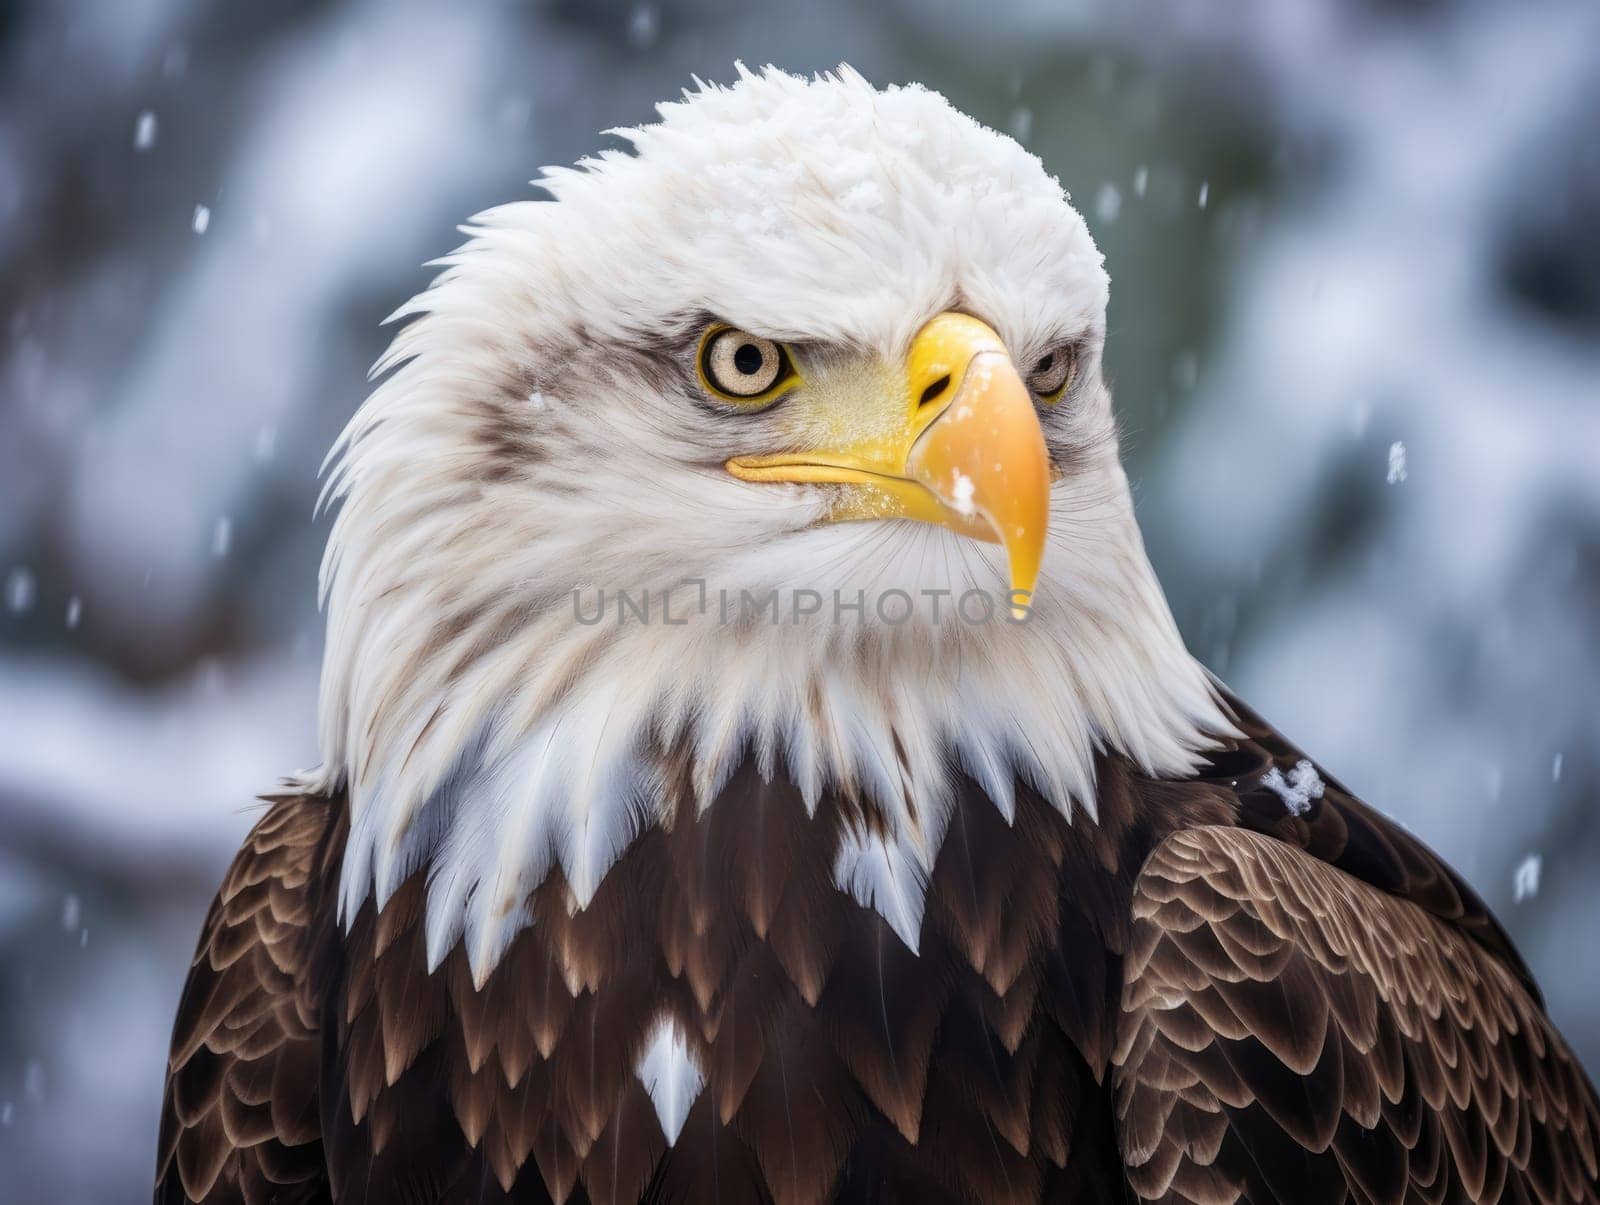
left=301, top=474, right=1230, bottom=984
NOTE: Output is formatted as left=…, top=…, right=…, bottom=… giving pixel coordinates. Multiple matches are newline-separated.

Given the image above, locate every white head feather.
left=302, top=66, right=1232, bottom=979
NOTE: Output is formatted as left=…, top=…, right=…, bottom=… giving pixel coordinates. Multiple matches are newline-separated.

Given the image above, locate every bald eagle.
left=155, top=67, right=1600, bottom=1204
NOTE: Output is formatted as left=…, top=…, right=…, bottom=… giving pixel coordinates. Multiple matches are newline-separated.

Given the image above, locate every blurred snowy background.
left=2, top=0, right=1597, bottom=1198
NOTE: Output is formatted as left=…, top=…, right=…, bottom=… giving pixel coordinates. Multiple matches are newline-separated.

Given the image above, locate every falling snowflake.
left=134, top=110, right=158, bottom=151
left=1095, top=182, right=1122, bottom=223
left=5, top=567, right=35, bottom=614
left=212, top=515, right=232, bottom=558
left=1386, top=440, right=1407, bottom=484
left=1261, top=759, right=1325, bottom=817
left=1552, top=752, right=1564, bottom=783
left=626, top=4, right=658, bottom=47
left=1513, top=854, right=1542, bottom=903
left=1134, top=165, right=1149, bottom=198
left=1197, top=181, right=1210, bottom=209
left=22, top=1059, right=43, bottom=1103
left=192, top=204, right=211, bottom=235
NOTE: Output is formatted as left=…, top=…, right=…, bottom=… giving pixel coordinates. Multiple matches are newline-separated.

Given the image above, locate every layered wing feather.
left=155, top=795, right=344, bottom=1204
left=1114, top=824, right=1600, bottom=1204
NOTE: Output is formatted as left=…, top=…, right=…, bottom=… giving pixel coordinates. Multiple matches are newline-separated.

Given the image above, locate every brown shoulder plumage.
left=1114, top=824, right=1600, bottom=1203
left=1204, top=692, right=1537, bottom=995
left=155, top=793, right=345, bottom=1204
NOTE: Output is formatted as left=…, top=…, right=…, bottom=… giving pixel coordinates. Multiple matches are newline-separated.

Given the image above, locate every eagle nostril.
left=918, top=375, right=951, bottom=407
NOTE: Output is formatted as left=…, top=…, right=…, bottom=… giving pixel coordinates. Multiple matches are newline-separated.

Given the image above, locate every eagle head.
left=310, top=66, right=1228, bottom=976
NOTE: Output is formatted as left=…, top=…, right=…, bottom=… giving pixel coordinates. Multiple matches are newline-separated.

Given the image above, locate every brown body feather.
left=156, top=693, right=1600, bottom=1203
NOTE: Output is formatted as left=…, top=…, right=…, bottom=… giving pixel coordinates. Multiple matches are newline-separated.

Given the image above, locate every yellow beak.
left=726, top=312, right=1052, bottom=616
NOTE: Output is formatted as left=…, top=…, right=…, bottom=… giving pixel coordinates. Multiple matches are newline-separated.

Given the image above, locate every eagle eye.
left=699, top=326, right=797, bottom=404
left=1027, top=344, right=1079, bottom=403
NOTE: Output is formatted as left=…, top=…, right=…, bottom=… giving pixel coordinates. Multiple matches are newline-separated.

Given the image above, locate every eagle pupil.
left=1036, top=353, right=1054, bottom=373
left=733, top=343, right=764, bottom=375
